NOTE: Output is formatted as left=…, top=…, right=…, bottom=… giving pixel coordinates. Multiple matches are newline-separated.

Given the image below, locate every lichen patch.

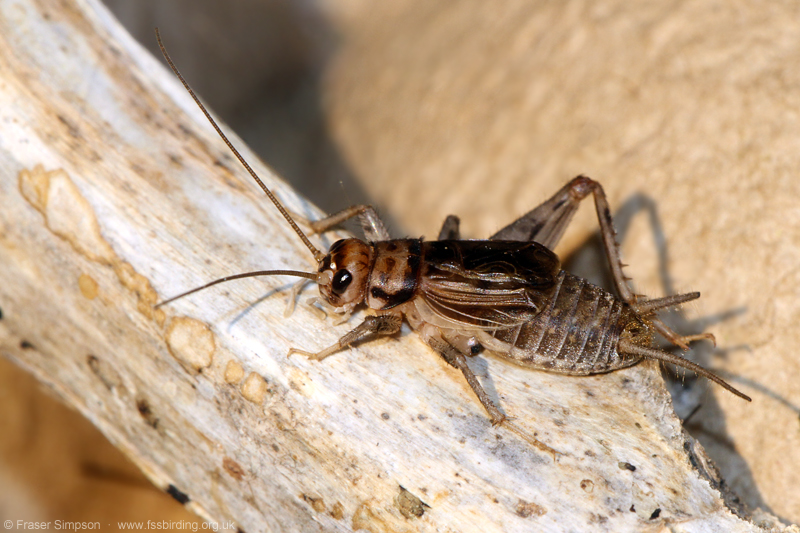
left=224, top=359, right=245, bottom=384
left=241, top=372, right=267, bottom=404
left=18, top=164, right=50, bottom=212
left=165, top=316, right=215, bottom=371
left=19, top=165, right=164, bottom=325
left=19, top=165, right=115, bottom=263
left=352, top=501, right=393, bottom=533
left=114, top=261, right=163, bottom=324
left=78, top=273, right=99, bottom=299
left=515, top=498, right=546, bottom=518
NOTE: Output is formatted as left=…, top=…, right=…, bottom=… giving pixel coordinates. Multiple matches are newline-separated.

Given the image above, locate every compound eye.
left=331, top=269, right=353, bottom=295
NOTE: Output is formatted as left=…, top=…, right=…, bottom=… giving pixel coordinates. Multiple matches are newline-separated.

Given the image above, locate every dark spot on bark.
left=515, top=498, right=546, bottom=518
left=650, top=508, right=661, bottom=519
left=223, top=457, right=245, bottom=480
left=57, top=114, right=80, bottom=139
left=20, top=340, right=34, bottom=350
left=302, top=493, right=326, bottom=512
left=136, top=398, right=159, bottom=429
left=381, top=412, right=390, bottom=420
left=396, top=486, right=428, bottom=518
left=329, top=502, right=344, bottom=520
left=166, top=484, right=190, bottom=504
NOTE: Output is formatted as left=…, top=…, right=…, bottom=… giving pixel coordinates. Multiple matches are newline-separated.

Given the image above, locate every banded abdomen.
left=477, top=271, right=651, bottom=375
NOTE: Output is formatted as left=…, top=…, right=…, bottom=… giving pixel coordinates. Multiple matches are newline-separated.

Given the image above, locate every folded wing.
left=420, top=240, right=560, bottom=329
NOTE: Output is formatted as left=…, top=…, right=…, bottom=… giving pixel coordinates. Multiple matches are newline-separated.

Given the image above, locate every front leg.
left=297, top=205, right=390, bottom=242
left=288, top=313, right=402, bottom=360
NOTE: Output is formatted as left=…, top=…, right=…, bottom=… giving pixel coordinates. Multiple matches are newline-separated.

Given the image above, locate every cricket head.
left=316, top=238, right=373, bottom=312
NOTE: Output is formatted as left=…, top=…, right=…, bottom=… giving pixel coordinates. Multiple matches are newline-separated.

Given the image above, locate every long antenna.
left=155, top=28, right=324, bottom=263
left=155, top=269, right=318, bottom=308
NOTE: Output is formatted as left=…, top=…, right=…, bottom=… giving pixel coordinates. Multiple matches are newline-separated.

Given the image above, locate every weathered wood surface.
left=0, top=0, right=796, bottom=532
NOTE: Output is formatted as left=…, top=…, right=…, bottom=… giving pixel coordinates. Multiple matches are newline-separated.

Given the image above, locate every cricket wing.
left=419, top=240, right=559, bottom=328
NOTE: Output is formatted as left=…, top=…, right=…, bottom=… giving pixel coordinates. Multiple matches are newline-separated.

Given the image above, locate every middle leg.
left=425, top=335, right=559, bottom=458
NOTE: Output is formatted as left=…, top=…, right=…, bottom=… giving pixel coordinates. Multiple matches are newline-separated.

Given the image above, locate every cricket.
left=154, top=30, right=750, bottom=455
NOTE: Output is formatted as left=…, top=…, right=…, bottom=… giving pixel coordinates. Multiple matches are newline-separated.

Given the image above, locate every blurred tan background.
left=2, top=0, right=799, bottom=528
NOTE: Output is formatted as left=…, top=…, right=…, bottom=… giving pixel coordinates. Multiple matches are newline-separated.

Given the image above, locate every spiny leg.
left=651, top=320, right=716, bottom=350
left=632, top=292, right=716, bottom=349
left=293, top=205, right=390, bottom=242
left=579, top=176, right=638, bottom=303
left=490, top=176, right=595, bottom=249
left=495, top=176, right=718, bottom=349
left=573, top=176, right=713, bottom=350
left=438, top=215, right=461, bottom=240
left=494, top=177, right=741, bottom=399
left=494, top=175, right=667, bottom=307
left=618, top=340, right=751, bottom=401
left=426, top=337, right=559, bottom=458
left=288, top=313, right=402, bottom=360
left=490, top=176, right=636, bottom=305
left=587, top=182, right=747, bottom=399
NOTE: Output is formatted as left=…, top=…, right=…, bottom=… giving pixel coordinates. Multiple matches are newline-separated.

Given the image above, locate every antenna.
left=155, top=269, right=318, bottom=308
left=155, top=28, right=324, bottom=263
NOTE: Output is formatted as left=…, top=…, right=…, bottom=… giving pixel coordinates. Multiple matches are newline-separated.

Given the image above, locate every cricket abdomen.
left=478, top=271, right=647, bottom=375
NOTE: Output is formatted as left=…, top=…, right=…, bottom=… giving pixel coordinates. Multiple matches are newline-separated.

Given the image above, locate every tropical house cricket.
left=154, top=31, right=751, bottom=457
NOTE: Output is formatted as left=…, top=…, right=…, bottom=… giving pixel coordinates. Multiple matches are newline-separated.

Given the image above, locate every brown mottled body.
left=294, top=176, right=750, bottom=410
left=481, top=272, right=648, bottom=375
left=317, top=236, right=650, bottom=377
left=157, top=36, right=751, bottom=457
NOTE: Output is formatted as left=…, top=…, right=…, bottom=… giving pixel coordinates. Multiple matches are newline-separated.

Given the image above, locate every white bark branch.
left=0, top=1, right=794, bottom=531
